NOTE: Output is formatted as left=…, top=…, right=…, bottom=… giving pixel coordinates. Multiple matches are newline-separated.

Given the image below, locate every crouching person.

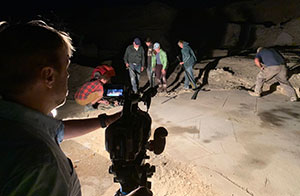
left=74, top=64, right=115, bottom=111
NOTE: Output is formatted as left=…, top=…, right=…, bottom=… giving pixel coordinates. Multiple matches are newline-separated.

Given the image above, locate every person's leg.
left=75, top=91, right=101, bottom=106
left=135, top=65, right=141, bottom=92
left=151, top=71, right=156, bottom=87
left=75, top=91, right=102, bottom=111
left=161, top=69, right=167, bottom=91
left=185, top=66, right=197, bottom=88
left=147, top=65, right=152, bottom=84
left=90, top=91, right=103, bottom=105
left=129, top=64, right=138, bottom=93
left=254, top=71, right=265, bottom=95
left=155, top=64, right=163, bottom=88
left=275, top=65, right=297, bottom=100
left=184, top=71, right=189, bottom=89
left=254, top=66, right=279, bottom=95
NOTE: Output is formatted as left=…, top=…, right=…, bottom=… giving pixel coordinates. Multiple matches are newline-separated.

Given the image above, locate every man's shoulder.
left=126, top=44, right=134, bottom=49
left=139, top=46, right=144, bottom=51
left=161, top=49, right=167, bottom=55
left=182, top=47, right=189, bottom=52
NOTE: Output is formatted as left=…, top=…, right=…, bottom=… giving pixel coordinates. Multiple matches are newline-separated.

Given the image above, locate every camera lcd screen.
left=106, top=88, right=123, bottom=97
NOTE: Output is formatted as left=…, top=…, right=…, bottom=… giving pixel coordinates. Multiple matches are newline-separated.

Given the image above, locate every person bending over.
left=74, top=64, right=116, bottom=111
left=249, top=47, right=298, bottom=102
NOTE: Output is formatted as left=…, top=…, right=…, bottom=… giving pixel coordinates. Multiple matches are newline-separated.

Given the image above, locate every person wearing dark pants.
left=178, top=40, right=197, bottom=90
left=145, top=37, right=154, bottom=87
left=151, top=42, right=168, bottom=92
left=249, top=47, right=298, bottom=102
left=123, top=37, right=145, bottom=94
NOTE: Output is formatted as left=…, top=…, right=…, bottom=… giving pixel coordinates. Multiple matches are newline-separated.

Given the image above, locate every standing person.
left=123, top=37, right=145, bottom=94
left=145, top=37, right=154, bottom=87
left=0, top=21, right=152, bottom=196
left=152, top=42, right=168, bottom=92
left=178, top=40, right=197, bottom=90
left=74, top=64, right=115, bottom=111
left=249, top=47, right=298, bottom=102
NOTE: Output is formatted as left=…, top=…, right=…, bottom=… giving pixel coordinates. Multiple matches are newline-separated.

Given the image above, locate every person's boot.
left=290, top=96, right=298, bottom=102
left=92, top=102, right=99, bottom=109
left=158, top=84, right=162, bottom=93
left=163, top=84, right=167, bottom=92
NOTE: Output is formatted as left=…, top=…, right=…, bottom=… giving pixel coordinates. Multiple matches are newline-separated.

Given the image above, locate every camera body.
left=105, top=85, right=166, bottom=195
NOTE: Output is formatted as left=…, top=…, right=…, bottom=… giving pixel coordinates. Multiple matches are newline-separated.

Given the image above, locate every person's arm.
left=254, top=57, right=264, bottom=70
left=141, top=47, right=145, bottom=68
left=63, top=111, right=121, bottom=139
left=162, top=51, right=168, bottom=70
left=182, top=48, right=189, bottom=64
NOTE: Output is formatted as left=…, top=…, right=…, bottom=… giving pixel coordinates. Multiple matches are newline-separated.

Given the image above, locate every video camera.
left=105, top=85, right=168, bottom=196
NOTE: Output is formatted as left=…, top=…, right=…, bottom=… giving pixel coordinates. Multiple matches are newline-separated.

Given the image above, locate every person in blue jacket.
left=178, top=40, right=197, bottom=90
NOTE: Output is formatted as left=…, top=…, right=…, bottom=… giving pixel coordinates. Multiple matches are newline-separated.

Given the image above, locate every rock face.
left=63, top=1, right=177, bottom=63
left=222, top=0, right=300, bottom=24
left=2, top=0, right=300, bottom=61
left=223, top=18, right=300, bottom=49
left=217, top=0, right=300, bottom=49
left=38, top=0, right=300, bottom=64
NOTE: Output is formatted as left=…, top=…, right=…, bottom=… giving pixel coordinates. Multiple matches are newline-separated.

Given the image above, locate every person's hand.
left=162, top=69, right=166, bottom=75
left=127, top=186, right=153, bottom=196
left=113, top=100, right=119, bottom=106
left=125, top=63, right=129, bottom=68
left=179, top=62, right=184, bottom=65
left=141, top=66, right=144, bottom=72
left=98, top=99, right=110, bottom=105
left=152, top=68, right=155, bottom=72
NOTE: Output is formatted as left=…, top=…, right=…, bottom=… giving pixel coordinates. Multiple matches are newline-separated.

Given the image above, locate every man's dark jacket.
left=124, top=44, right=145, bottom=67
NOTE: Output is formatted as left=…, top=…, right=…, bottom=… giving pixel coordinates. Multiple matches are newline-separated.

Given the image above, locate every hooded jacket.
left=181, top=42, right=197, bottom=68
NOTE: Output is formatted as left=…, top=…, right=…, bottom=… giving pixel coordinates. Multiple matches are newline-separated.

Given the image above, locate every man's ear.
left=40, top=66, right=55, bottom=88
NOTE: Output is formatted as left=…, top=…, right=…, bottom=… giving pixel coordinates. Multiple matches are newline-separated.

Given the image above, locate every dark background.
left=2, top=0, right=300, bottom=85
left=0, top=0, right=238, bottom=61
